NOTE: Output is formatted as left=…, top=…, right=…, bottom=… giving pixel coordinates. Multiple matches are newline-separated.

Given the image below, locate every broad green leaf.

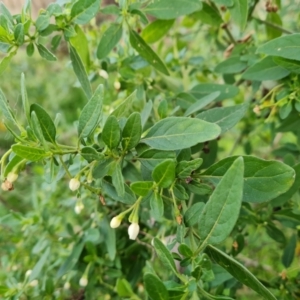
left=185, top=181, right=212, bottom=196
left=0, top=3, right=13, bottom=25
left=152, top=159, right=175, bottom=188
left=176, top=158, right=203, bottom=179
left=144, top=273, right=169, bottom=300
left=242, top=56, right=290, bottom=81
left=122, top=112, right=142, bottom=150
left=101, top=216, right=116, bottom=260
left=184, top=202, right=205, bottom=227
left=129, top=30, right=169, bottom=75
left=29, top=247, right=50, bottom=282
left=26, top=43, right=35, bottom=56
left=111, top=90, right=136, bottom=119
left=206, top=245, right=277, bottom=300
left=199, top=157, right=244, bottom=246
left=69, top=44, right=92, bottom=99
left=229, top=0, right=248, bottom=31
left=112, top=161, right=124, bottom=196
left=31, top=111, right=47, bottom=148
left=71, top=0, right=101, bottom=24
left=142, top=117, right=221, bottom=151
left=191, top=2, right=222, bottom=27
left=97, top=23, right=122, bottom=59
left=51, top=35, right=62, bottom=51
left=272, top=56, right=300, bottom=74
left=138, top=149, right=176, bottom=170
left=144, top=0, right=202, bottom=20
left=266, top=222, right=286, bottom=244
left=35, top=13, right=50, bottom=32
left=80, top=146, right=103, bottom=162
left=153, top=238, right=178, bottom=275
left=190, top=83, right=239, bottom=101
left=196, top=103, right=248, bottom=134
left=141, top=19, right=174, bottom=44
left=116, top=278, right=134, bottom=297
left=282, top=234, right=297, bottom=268
left=30, top=104, right=56, bottom=144
left=36, top=43, right=57, bottom=61
left=0, top=88, right=17, bottom=124
left=150, top=192, right=164, bottom=220
left=4, top=155, right=24, bottom=177
left=12, top=145, right=49, bottom=161
left=266, top=12, right=282, bottom=39
left=178, top=244, right=193, bottom=257
left=21, top=73, right=31, bottom=125
left=184, top=92, right=220, bottom=117
left=131, top=181, right=153, bottom=196
left=215, top=56, right=247, bottom=74
left=213, top=0, right=234, bottom=6
left=0, top=51, right=16, bottom=76
left=56, top=241, right=85, bottom=278
left=102, top=115, right=121, bottom=149
left=14, top=23, right=24, bottom=45
left=201, top=156, right=295, bottom=203
left=257, top=34, right=300, bottom=61
left=273, top=209, right=300, bottom=228
left=78, top=84, right=103, bottom=138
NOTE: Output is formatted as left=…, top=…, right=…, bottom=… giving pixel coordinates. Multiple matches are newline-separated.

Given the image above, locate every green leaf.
left=144, top=273, right=169, bottom=300
left=184, top=202, right=205, bottom=227
left=153, top=238, right=178, bottom=275
left=0, top=51, right=16, bottom=76
left=141, top=19, right=174, bottom=44
left=31, top=111, right=47, bottom=147
left=266, top=222, right=286, bottom=244
left=152, top=159, right=176, bottom=188
left=206, top=245, right=277, bottom=300
left=282, top=234, right=297, bottom=268
left=30, top=104, right=56, bottom=144
left=111, top=90, right=136, bottom=119
left=36, top=43, right=57, bottom=61
left=190, top=83, right=239, bottom=101
left=122, top=112, right=142, bottom=150
left=14, top=23, right=24, bottom=45
left=138, top=149, right=176, bottom=170
left=4, top=155, right=24, bottom=177
left=228, top=0, right=248, bottom=31
left=176, top=158, right=203, bottom=179
left=192, top=2, right=222, bottom=27
left=102, top=115, right=121, bottom=149
left=142, top=117, right=221, bottom=151
left=101, top=216, right=116, bottom=260
left=80, top=146, right=103, bottom=162
left=215, top=56, right=247, bottom=74
left=35, top=13, right=50, bottom=32
left=12, top=145, right=49, bottom=161
left=150, top=192, right=164, bottom=220
left=266, top=12, right=282, bottom=39
left=178, top=244, right=193, bottom=257
left=131, top=181, right=153, bottom=196
left=184, top=92, right=220, bottom=117
left=21, top=73, right=31, bottom=125
left=198, top=157, right=244, bottom=246
left=272, top=56, right=300, bottom=74
left=116, top=278, right=134, bottom=297
left=69, top=44, right=92, bottom=99
left=242, top=56, right=290, bottom=81
left=71, top=0, right=101, bottom=24
left=196, top=103, right=248, bottom=134
left=78, top=84, right=103, bottom=138
left=97, top=23, right=122, bottom=59
left=257, top=34, right=300, bottom=61
left=29, top=247, right=50, bottom=282
left=0, top=88, right=17, bottom=125
left=0, top=3, right=13, bottom=25
left=112, top=161, right=124, bottom=196
left=201, top=156, right=295, bottom=203
left=26, top=43, right=35, bottom=56
left=144, top=0, right=202, bottom=20
left=129, top=30, right=169, bottom=75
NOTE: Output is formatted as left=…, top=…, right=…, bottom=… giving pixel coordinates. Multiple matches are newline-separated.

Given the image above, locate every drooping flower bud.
left=79, top=276, right=88, bottom=287
left=69, top=178, right=80, bottom=191
left=1, top=180, right=13, bottom=191
left=74, top=201, right=84, bottom=214
left=110, top=216, right=122, bottom=228
left=114, top=81, right=121, bottom=90
left=128, top=222, right=140, bottom=240
left=7, top=172, right=18, bottom=183
left=99, top=69, right=108, bottom=80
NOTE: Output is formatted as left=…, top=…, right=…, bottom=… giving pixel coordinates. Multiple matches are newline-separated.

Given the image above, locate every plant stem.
left=252, top=17, right=294, bottom=34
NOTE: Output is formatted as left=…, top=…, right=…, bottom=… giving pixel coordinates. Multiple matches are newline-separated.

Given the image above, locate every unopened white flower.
left=110, top=216, right=122, bottom=228
left=114, top=81, right=121, bottom=90
left=74, top=201, right=84, bottom=214
left=99, top=69, right=108, bottom=79
left=29, top=279, right=38, bottom=287
left=64, top=282, right=71, bottom=290
left=69, top=178, right=80, bottom=191
left=7, top=172, right=18, bottom=183
left=1, top=181, right=9, bottom=191
left=25, top=269, right=32, bottom=277
left=128, top=222, right=140, bottom=240
left=79, top=276, right=88, bottom=287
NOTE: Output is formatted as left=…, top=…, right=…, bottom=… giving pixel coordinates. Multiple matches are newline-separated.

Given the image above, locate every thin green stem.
left=0, top=149, right=12, bottom=180
left=223, top=25, right=237, bottom=45
left=252, top=17, right=294, bottom=34
left=58, top=155, right=72, bottom=178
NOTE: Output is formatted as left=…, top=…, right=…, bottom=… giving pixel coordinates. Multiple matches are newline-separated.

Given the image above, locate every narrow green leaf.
left=199, top=157, right=244, bottom=246
left=35, top=13, right=50, bottom=32
left=116, top=278, right=134, bottom=297
left=29, top=247, right=50, bottom=282
left=192, top=2, right=222, bottom=27
left=257, top=34, right=300, bottom=61
left=0, top=51, right=16, bottom=75
left=112, top=161, right=124, bottom=197
left=122, top=112, right=142, bottom=150
left=141, top=19, right=174, bottom=44
left=4, top=155, right=24, bottom=177
left=111, top=90, right=136, bottom=119
left=141, top=117, right=221, bottom=151
left=0, top=3, right=13, bottom=25
left=215, top=56, right=247, bottom=74
left=153, top=238, right=178, bottom=275
left=131, top=181, right=153, bottom=196
left=30, top=104, right=56, bottom=144
left=69, top=44, right=92, bottom=99
left=229, top=0, right=248, bottom=31
left=80, top=146, right=103, bottom=162
left=150, top=192, right=164, bottom=220
left=176, top=158, right=203, bottom=179
left=144, top=0, right=202, bottom=20
left=21, top=73, right=31, bottom=125
left=273, top=57, right=300, bottom=74
left=0, top=88, right=17, bottom=124
left=138, top=149, right=176, bottom=170
left=36, top=43, right=57, bottom=61
left=178, top=244, right=193, bottom=258
left=102, top=115, right=121, bottom=149
left=129, top=30, right=169, bottom=75
left=14, top=23, right=24, bottom=45
left=266, top=12, right=282, bottom=39
left=97, top=23, right=122, bottom=59
left=206, top=245, right=277, bottom=300
left=144, top=273, right=169, bottom=300
left=31, top=111, right=47, bottom=148
left=71, top=0, right=101, bottom=24
left=12, top=145, right=49, bottom=161
left=282, top=234, right=297, bottom=268
left=101, top=216, right=116, bottom=260
left=184, top=202, right=205, bottom=227
left=152, top=159, right=175, bottom=188
left=78, top=84, right=103, bottom=138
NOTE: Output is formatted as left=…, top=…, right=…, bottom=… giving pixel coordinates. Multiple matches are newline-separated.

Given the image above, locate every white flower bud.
left=25, top=269, right=32, bottom=277
left=74, top=202, right=84, bottom=214
left=7, top=172, right=18, bottom=183
left=1, top=181, right=9, bottom=191
left=99, top=69, right=109, bottom=79
left=79, top=276, right=88, bottom=287
left=110, top=216, right=122, bottom=228
left=128, top=222, right=140, bottom=240
left=64, top=282, right=71, bottom=290
left=114, top=81, right=121, bottom=90
left=69, top=178, right=80, bottom=191
left=2, top=180, right=13, bottom=191
left=29, top=279, right=38, bottom=287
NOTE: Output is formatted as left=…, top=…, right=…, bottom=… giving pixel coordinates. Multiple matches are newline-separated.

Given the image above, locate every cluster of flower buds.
left=265, top=0, right=278, bottom=12
left=1, top=172, right=18, bottom=191
left=110, top=215, right=140, bottom=240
